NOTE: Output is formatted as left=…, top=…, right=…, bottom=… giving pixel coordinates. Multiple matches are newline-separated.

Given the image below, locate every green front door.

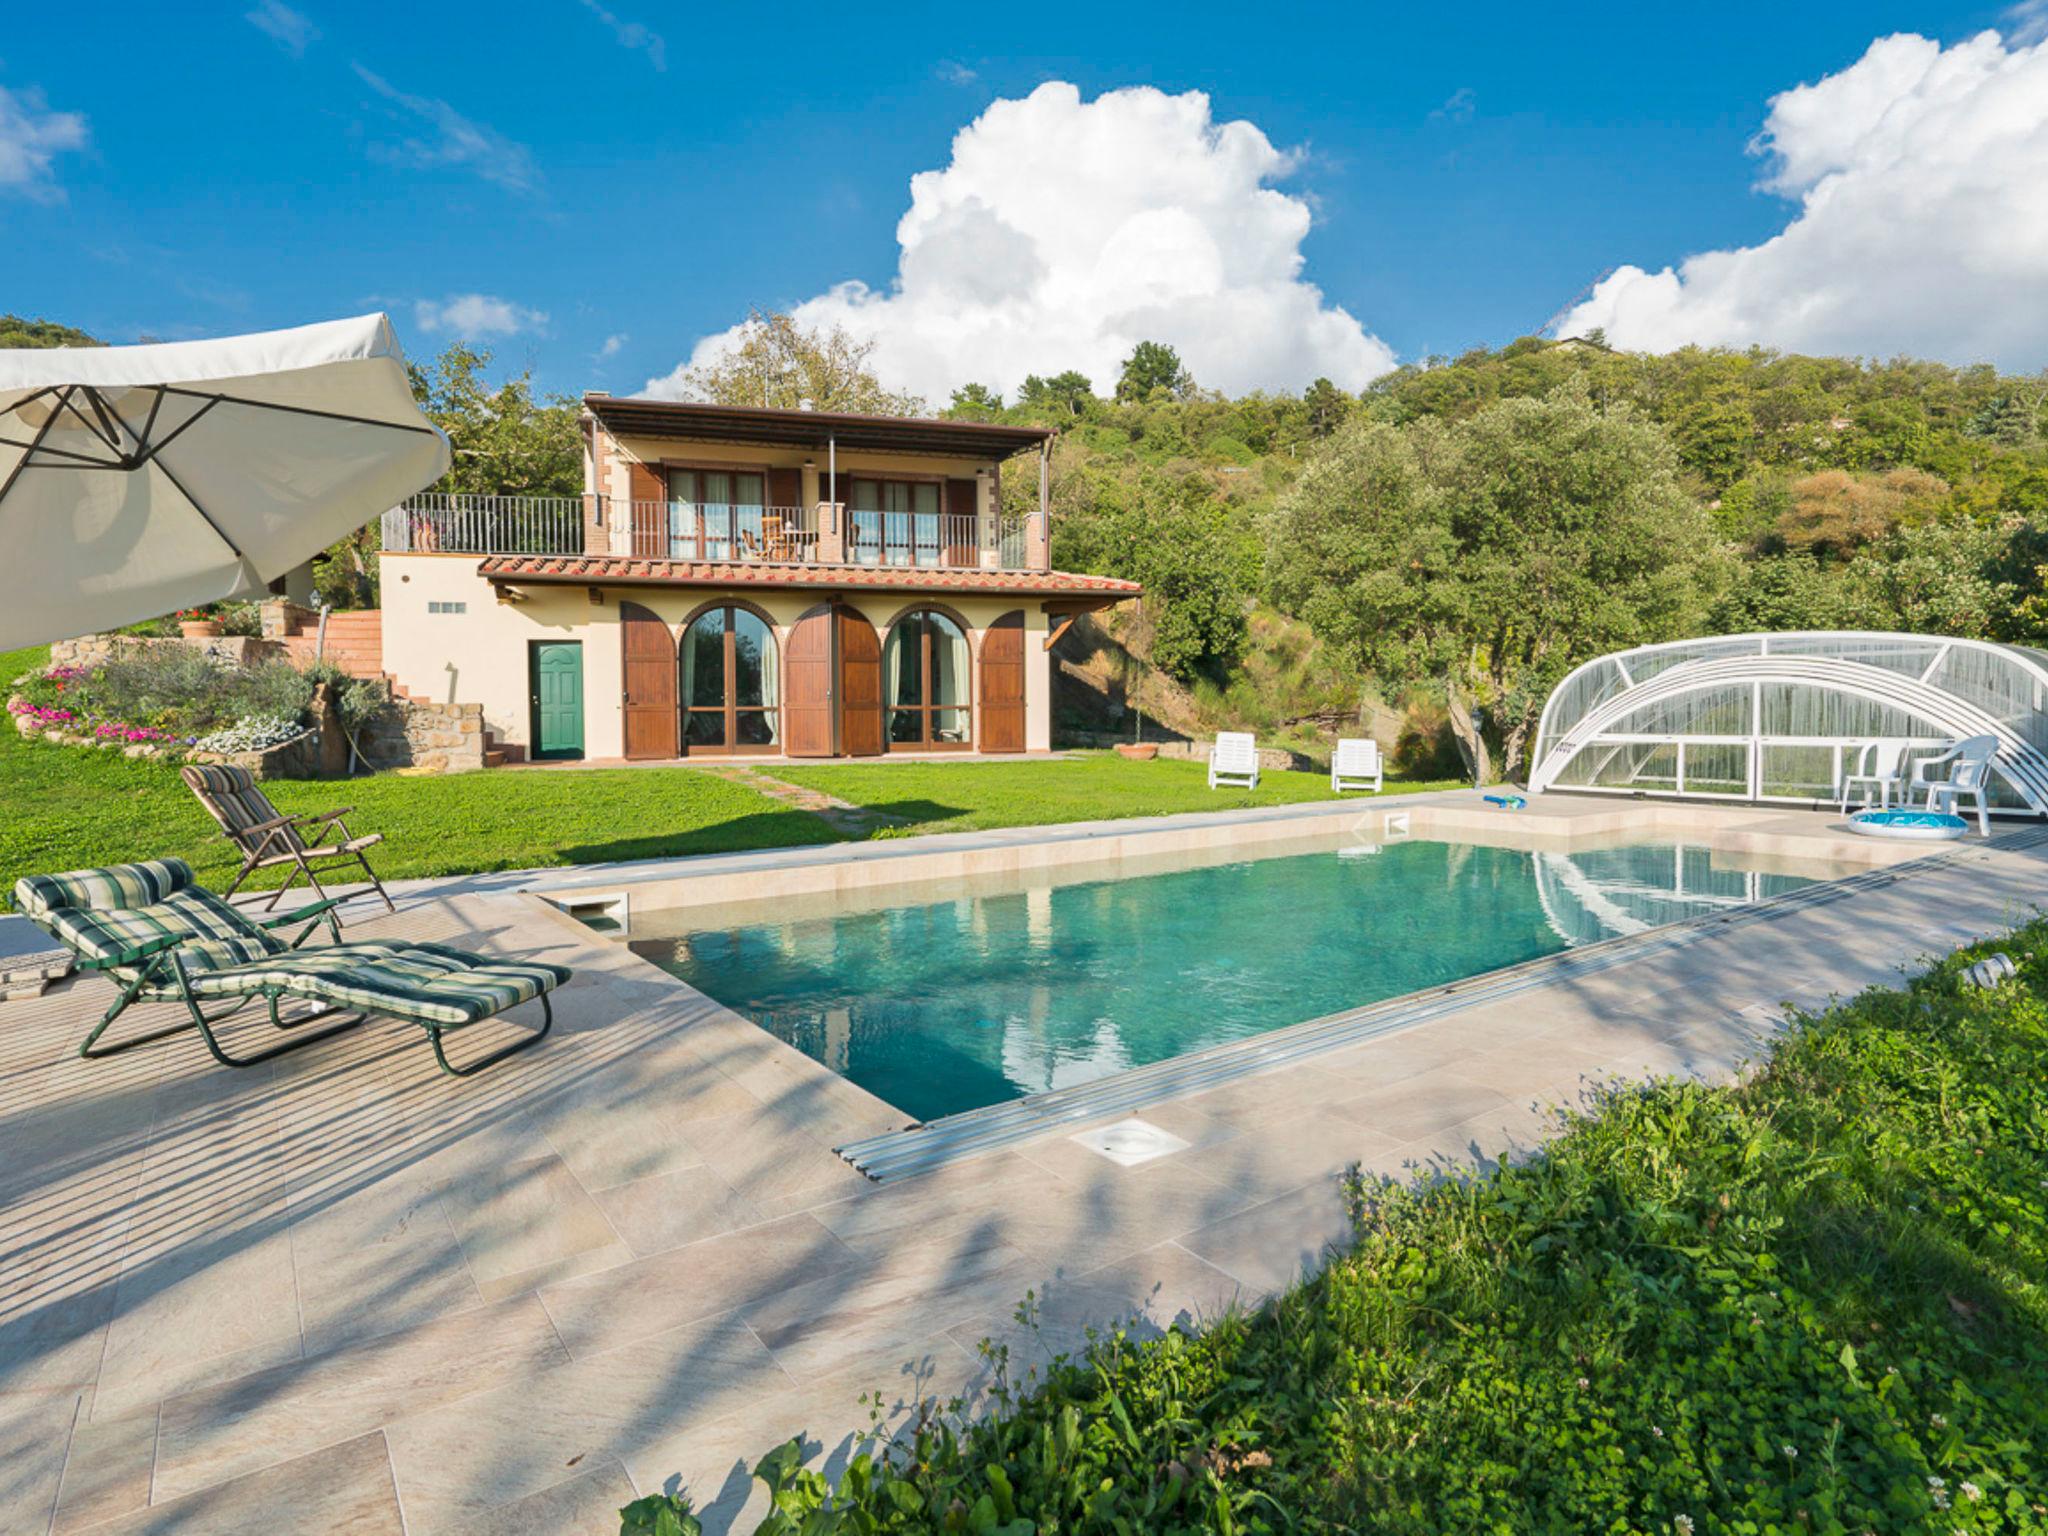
left=530, top=642, right=584, bottom=760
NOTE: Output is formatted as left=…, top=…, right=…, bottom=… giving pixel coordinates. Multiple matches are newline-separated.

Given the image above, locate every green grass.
left=0, top=642, right=1461, bottom=903
left=680, top=927, right=2048, bottom=1535
left=0, top=643, right=840, bottom=901
left=777, top=755, right=1463, bottom=837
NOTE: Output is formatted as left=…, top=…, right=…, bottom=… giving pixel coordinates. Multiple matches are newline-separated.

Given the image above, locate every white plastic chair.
left=1838, top=738, right=1913, bottom=815
left=1910, top=733, right=1998, bottom=835
left=1208, top=732, right=1260, bottom=790
left=1331, top=737, right=1384, bottom=794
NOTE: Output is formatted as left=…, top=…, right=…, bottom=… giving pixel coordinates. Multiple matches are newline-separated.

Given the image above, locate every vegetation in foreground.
left=645, top=925, right=2048, bottom=1534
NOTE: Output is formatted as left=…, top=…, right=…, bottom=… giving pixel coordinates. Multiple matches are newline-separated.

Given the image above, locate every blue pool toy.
left=1483, top=793, right=1527, bottom=811
left=1847, top=808, right=1967, bottom=841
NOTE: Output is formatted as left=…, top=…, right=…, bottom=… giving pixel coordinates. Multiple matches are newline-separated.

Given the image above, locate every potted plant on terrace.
left=177, top=608, right=223, bottom=639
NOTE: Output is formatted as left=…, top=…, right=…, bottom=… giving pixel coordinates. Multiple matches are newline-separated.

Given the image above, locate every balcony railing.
left=382, top=494, right=1046, bottom=571
left=617, top=501, right=820, bottom=563
left=380, top=495, right=585, bottom=556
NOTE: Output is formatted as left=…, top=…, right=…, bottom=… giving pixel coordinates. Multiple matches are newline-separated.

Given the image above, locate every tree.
left=1116, top=341, right=1192, bottom=403
left=1775, top=467, right=1949, bottom=558
left=409, top=344, right=581, bottom=497
left=677, top=309, right=922, bottom=415
left=1269, top=386, right=1718, bottom=785
left=0, top=315, right=99, bottom=348
left=944, top=383, right=1004, bottom=421
left=1303, top=377, right=1350, bottom=438
left=1018, top=370, right=1094, bottom=418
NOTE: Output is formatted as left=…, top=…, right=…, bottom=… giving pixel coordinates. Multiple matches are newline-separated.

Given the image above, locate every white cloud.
left=1559, top=31, right=2048, bottom=368
left=935, top=60, right=978, bottom=86
left=352, top=65, right=539, bottom=193
left=647, top=82, right=1395, bottom=403
left=598, top=332, right=628, bottom=357
left=414, top=294, right=549, bottom=339
left=0, top=83, right=87, bottom=201
left=2008, top=0, right=2048, bottom=47
left=1431, top=86, right=1476, bottom=124
left=245, top=0, right=318, bottom=58
left=578, top=0, right=665, bottom=71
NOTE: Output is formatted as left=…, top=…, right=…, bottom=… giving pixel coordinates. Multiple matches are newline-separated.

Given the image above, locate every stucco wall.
left=380, top=554, right=1052, bottom=758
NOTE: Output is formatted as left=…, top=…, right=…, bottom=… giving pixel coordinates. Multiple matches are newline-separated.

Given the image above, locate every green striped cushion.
left=22, top=879, right=285, bottom=974
left=183, top=941, right=569, bottom=1027
left=14, top=859, right=197, bottom=921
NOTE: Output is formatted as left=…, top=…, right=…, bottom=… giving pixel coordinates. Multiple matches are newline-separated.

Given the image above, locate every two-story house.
left=378, top=396, right=1140, bottom=762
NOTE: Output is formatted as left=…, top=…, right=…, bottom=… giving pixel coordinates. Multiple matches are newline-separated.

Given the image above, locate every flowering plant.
left=193, top=714, right=305, bottom=754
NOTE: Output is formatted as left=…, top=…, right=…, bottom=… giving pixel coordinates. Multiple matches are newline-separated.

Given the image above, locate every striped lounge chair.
left=15, top=859, right=566, bottom=1076
left=181, top=763, right=394, bottom=915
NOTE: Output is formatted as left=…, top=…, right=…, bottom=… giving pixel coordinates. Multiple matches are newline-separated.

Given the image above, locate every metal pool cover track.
left=834, top=828, right=2048, bottom=1182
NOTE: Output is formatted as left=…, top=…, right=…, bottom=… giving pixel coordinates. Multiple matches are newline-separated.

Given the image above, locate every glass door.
left=668, top=468, right=766, bottom=561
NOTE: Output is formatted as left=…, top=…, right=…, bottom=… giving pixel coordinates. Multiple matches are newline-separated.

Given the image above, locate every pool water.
left=631, top=836, right=1828, bottom=1123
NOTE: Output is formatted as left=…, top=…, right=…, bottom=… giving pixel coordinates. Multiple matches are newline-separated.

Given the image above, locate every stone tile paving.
left=2, top=808, right=2043, bottom=1533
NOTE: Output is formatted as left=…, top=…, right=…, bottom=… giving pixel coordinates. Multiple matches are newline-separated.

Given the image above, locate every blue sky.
left=2, top=1, right=2040, bottom=400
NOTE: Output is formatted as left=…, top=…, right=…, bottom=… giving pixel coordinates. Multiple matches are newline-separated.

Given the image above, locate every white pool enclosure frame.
left=1528, top=632, right=2048, bottom=816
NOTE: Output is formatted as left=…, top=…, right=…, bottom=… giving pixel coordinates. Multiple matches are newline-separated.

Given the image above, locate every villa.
left=377, top=398, right=1141, bottom=763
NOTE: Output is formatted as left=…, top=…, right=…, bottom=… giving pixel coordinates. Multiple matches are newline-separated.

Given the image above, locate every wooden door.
left=944, top=478, right=979, bottom=568
left=836, top=608, right=884, bottom=756
left=620, top=601, right=678, bottom=759
left=529, top=642, right=584, bottom=759
left=784, top=605, right=834, bottom=758
left=979, top=611, right=1026, bottom=753
left=627, top=462, right=665, bottom=558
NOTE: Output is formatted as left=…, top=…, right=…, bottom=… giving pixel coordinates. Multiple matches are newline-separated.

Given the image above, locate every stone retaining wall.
left=1057, top=730, right=1318, bottom=772
left=355, top=693, right=486, bottom=775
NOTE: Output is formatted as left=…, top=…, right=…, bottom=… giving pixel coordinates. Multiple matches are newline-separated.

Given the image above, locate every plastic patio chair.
left=1209, top=732, right=1261, bottom=790
left=1838, top=738, right=1914, bottom=815
left=1910, top=733, right=1998, bottom=836
left=181, top=763, right=394, bottom=914
left=1331, top=738, right=1384, bottom=794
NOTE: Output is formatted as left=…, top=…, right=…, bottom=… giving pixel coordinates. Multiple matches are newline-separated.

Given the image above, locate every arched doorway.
left=782, top=604, right=885, bottom=757
left=979, top=610, right=1026, bottom=753
left=678, top=603, right=780, bottom=754
left=884, top=608, right=972, bottom=750
left=620, top=601, right=677, bottom=760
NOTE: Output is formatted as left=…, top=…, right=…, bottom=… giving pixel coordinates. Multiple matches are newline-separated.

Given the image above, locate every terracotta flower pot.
left=1115, top=742, right=1159, bottom=761
left=179, top=620, right=223, bottom=638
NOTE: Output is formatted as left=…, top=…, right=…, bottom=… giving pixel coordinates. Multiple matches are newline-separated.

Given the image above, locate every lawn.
left=0, top=642, right=1461, bottom=904
left=665, top=926, right=2048, bottom=1535
left=778, top=754, right=1463, bottom=837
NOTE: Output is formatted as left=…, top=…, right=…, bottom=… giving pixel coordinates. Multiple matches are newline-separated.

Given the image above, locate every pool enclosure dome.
left=1528, top=631, right=2048, bottom=815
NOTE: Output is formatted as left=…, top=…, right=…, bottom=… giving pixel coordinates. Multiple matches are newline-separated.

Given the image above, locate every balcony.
left=382, top=494, right=1040, bottom=571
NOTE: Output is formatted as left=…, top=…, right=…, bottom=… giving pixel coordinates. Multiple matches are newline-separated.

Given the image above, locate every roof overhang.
left=476, top=553, right=1139, bottom=602
left=583, top=395, right=1055, bottom=462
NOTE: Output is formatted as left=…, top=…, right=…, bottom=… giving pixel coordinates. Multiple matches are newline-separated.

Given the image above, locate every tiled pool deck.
left=4, top=790, right=2045, bottom=1533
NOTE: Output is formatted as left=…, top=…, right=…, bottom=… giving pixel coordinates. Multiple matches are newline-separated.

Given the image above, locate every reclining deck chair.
left=181, top=764, right=394, bottom=914
left=1330, top=737, right=1385, bottom=794
left=16, top=859, right=566, bottom=1076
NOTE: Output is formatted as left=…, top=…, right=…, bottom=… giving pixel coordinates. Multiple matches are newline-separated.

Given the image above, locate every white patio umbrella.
left=0, top=313, right=450, bottom=649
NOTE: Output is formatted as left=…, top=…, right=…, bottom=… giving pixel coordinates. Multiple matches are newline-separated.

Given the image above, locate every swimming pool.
left=629, top=833, right=1838, bottom=1123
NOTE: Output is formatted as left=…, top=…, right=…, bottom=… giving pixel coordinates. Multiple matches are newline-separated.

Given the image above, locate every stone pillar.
left=815, top=502, right=845, bottom=564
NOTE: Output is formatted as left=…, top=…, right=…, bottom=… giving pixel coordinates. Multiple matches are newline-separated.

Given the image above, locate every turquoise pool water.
left=631, top=836, right=1831, bottom=1123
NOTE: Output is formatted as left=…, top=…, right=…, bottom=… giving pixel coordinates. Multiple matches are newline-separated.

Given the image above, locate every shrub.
left=666, top=927, right=2048, bottom=1534
left=192, top=714, right=304, bottom=755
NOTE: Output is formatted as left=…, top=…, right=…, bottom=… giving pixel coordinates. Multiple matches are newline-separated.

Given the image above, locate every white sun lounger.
left=1208, top=732, right=1260, bottom=790
left=1331, top=737, right=1384, bottom=794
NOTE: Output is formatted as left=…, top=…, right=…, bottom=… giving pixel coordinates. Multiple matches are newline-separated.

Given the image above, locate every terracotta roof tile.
left=474, top=554, right=1141, bottom=598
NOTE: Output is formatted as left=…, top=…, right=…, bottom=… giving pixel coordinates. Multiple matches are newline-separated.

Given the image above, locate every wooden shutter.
left=979, top=610, right=1026, bottom=753
left=944, top=477, right=979, bottom=568
left=626, top=461, right=665, bottom=558
left=836, top=608, right=884, bottom=756
left=620, top=601, right=678, bottom=759
left=784, top=606, right=835, bottom=757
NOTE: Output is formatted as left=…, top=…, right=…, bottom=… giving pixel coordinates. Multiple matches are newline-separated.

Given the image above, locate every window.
left=884, top=609, right=970, bottom=748
left=427, top=600, right=466, bottom=614
left=667, top=468, right=766, bottom=561
left=848, top=479, right=942, bottom=568
left=679, top=605, right=779, bottom=751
